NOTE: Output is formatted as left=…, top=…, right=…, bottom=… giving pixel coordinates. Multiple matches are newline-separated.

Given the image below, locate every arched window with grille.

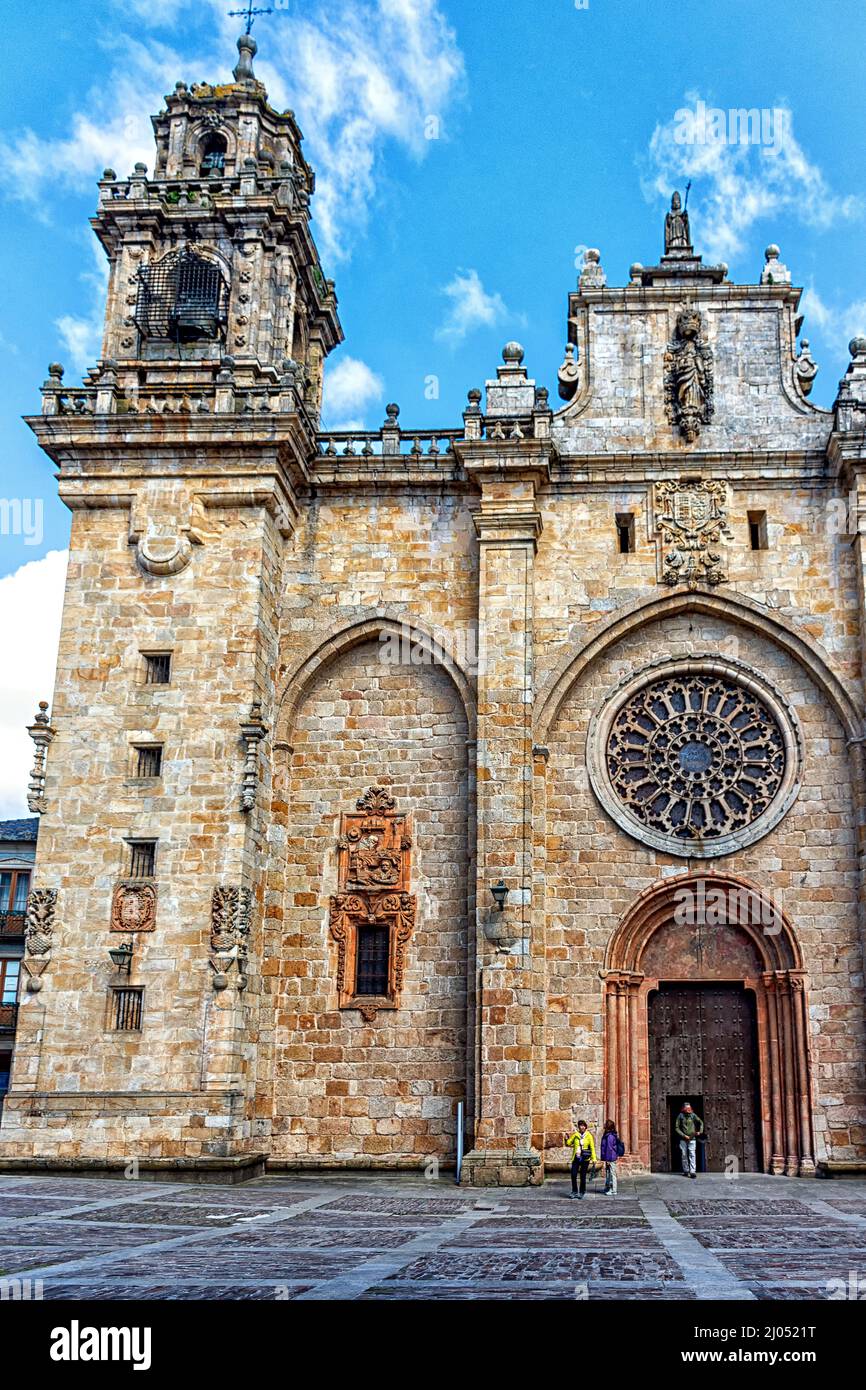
left=200, top=133, right=227, bottom=177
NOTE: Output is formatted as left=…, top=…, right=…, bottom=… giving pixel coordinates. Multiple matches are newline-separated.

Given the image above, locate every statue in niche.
left=665, top=190, right=692, bottom=254
left=664, top=307, right=714, bottom=442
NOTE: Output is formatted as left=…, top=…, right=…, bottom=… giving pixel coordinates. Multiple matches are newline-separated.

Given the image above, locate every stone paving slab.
left=359, top=1281, right=699, bottom=1301
left=1, top=1171, right=865, bottom=1301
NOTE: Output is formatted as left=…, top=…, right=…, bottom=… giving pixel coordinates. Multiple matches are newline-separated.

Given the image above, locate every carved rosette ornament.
left=110, top=880, right=157, bottom=933
left=329, top=788, right=416, bottom=1019
left=653, top=478, right=732, bottom=588
left=210, top=884, right=252, bottom=990
left=23, top=887, right=57, bottom=992
left=664, top=307, right=714, bottom=442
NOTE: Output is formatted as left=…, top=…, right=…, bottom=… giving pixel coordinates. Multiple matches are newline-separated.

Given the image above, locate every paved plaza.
left=1, top=1170, right=866, bottom=1301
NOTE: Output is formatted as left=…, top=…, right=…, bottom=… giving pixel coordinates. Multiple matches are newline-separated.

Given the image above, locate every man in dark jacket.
left=675, top=1102, right=704, bottom=1178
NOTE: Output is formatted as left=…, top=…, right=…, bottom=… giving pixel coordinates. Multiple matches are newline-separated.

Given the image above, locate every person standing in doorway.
left=566, top=1119, right=597, bottom=1199
left=675, top=1102, right=704, bottom=1178
left=600, top=1118, right=623, bottom=1196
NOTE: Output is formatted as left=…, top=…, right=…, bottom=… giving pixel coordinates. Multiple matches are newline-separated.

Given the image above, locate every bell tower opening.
left=199, top=133, right=227, bottom=177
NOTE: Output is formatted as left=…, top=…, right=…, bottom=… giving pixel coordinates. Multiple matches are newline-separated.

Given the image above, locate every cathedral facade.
left=2, top=36, right=866, bottom=1184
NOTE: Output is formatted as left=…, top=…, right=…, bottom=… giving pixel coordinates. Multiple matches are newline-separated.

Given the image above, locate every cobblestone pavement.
left=1, top=1170, right=865, bottom=1301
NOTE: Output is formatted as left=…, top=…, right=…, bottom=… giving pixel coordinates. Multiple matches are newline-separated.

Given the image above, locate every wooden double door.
left=648, top=983, right=761, bottom=1173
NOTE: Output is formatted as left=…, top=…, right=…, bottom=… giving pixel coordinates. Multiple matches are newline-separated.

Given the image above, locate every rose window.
left=587, top=660, right=803, bottom=858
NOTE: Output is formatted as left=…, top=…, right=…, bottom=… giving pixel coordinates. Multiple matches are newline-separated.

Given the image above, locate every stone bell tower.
left=0, top=35, right=341, bottom=1174
left=94, top=31, right=341, bottom=414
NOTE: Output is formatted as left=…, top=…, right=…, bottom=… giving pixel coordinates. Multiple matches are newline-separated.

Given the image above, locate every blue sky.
left=0, top=0, right=864, bottom=810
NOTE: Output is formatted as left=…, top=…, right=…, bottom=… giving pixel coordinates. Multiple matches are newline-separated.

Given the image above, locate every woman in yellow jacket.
left=566, top=1119, right=597, bottom=1200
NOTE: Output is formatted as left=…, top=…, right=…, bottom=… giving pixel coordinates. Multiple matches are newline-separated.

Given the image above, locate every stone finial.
left=486, top=343, right=535, bottom=420
left=234, top=33, right=258, bottom=83
left=382, top=402, right=401, bottom=454
left=240, top=700, right=268, bottom=812
left=27, top=701, right=55, bottom=815
left=794, top=339, right=818, bottom=397
left=579, top=248, right=606, bottom=289
left=463, top=387, right=483, bottom=439
left=761, top=244, right=791, bottom=285
left=558, top=343, right=580, bottom=401
left=833, top=336, right=866, bottom=425
left=629, top=263, right=643, bottom=285
left=48, top=363, right=64, bottom=382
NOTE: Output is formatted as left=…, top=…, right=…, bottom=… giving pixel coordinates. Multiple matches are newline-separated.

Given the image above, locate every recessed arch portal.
left=604, top=874, right=815, bottom=1176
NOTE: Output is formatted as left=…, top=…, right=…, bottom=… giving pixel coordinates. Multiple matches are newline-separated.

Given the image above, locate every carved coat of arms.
left=664, top=307, right=714, bottom=443
left=110, top=880, right=157, bottom=933
left=654, top=478, right=732, bottom=588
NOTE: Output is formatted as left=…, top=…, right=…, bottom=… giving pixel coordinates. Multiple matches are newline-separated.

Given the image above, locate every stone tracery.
left=606, top=672, right=786, bottom=843
left=587, top=656, right=804, bottom=859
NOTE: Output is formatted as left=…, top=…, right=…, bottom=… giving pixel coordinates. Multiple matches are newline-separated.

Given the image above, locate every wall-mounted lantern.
left=490, top=880, right=509, bottom=912
left=108, top=941, right=134, bottom=974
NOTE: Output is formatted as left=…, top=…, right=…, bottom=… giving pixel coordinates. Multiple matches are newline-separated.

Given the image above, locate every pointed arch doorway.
left=603, top=875, right=815, bottom=1176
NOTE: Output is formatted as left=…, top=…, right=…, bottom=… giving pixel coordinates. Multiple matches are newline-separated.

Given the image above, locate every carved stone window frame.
left=329, top=890, right=416, bottom=1020
left=586, top=654, right=804, bottom=859
left=328, top=787, right=416, bottom=1021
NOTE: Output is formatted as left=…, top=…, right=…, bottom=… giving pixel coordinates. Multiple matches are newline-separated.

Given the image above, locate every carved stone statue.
left=664, top=307, right=714, bottom=442
left=664, top=191, right=692, bottom=254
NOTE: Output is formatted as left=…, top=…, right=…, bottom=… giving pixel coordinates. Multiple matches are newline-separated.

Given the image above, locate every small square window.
left=112, top=987, right=143, bottom=1031
left=616, top=513, right=636, bottom=554
left=748, top=510, right=768, bottom=551
left=127, top=841, right=156, bottom=879
left=143, top=653, right=172, bottom=685
left=133, top=745, right=163, bottom=779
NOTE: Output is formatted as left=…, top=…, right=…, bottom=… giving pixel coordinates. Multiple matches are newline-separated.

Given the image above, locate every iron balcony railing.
left=0, top=1003, right=18, bottom=1033
left=0, top=911, right=26, bottom=939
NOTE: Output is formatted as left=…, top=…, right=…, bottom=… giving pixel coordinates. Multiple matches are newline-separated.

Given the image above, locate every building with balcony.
left=0, top=819, right=37, bottom=1111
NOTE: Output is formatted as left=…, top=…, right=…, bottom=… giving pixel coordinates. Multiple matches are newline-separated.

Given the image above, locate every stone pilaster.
left=457, top=354, right=552, bottom=1182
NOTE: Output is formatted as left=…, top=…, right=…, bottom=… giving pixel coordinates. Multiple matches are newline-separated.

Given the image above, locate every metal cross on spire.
left=228, top=2, right=273, bottom=35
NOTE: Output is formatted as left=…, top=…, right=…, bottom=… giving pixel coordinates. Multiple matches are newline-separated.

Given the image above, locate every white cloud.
left=435, top=268, right=508, bottom=346
left=6, top=38, right=189, bottom=207
left=799, top=288, right=866, bottom=351
left=321, top=355, right=384, bottom=429
left=0, top=551, right=67, bottom=820
left=2, top=2, right=465, bottom=266
left=645, top=95, right=861, bottom=265
left=256, top=1, right=465, bottom=261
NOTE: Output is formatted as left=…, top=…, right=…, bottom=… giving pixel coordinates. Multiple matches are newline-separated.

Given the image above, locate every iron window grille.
left=134, top=746, right=163, bottom=779
left=128, top=841, right=156, bottom=879
left=134, top=247, right=227, bottom=344
left=112, top=987, right=143, bottom=1032
left=143, top=653, right=172, bottom=685
left=355, top=924, right=390, bottom=998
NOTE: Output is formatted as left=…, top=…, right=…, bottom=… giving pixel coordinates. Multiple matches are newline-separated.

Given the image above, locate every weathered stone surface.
left=3, top=43, right=866, bottom=1189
